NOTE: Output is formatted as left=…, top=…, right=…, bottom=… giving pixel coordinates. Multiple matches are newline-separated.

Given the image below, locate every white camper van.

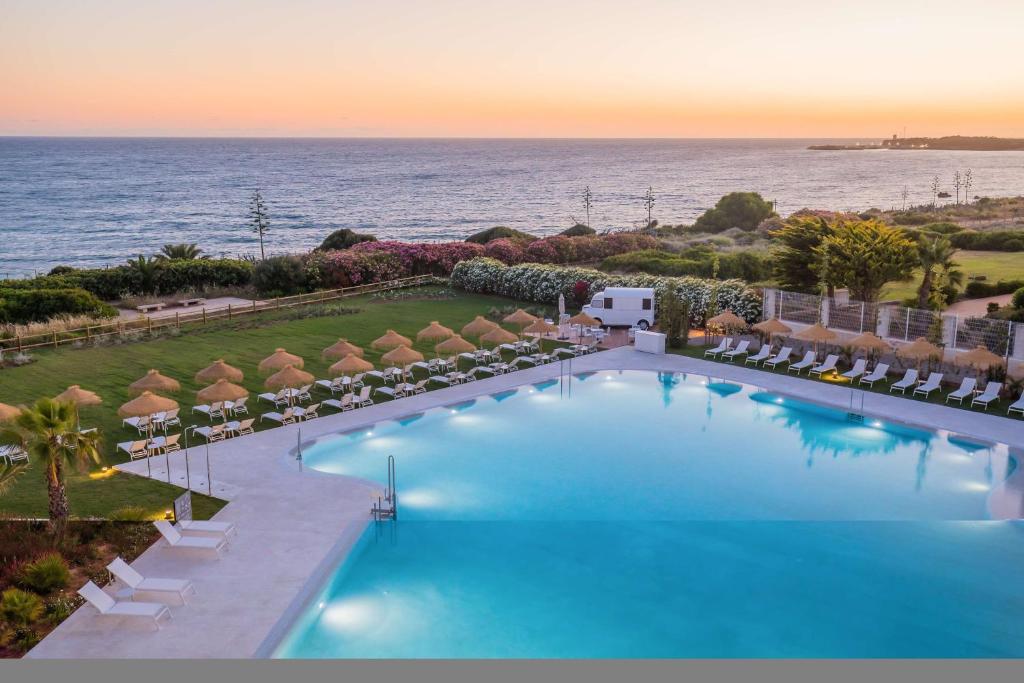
left=581, top=287, right=656, bottom=329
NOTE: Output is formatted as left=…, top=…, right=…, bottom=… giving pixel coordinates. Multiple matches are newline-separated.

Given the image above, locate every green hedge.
left=0, top=288, right=117, bottom=324
left=964, top=279, right=1024, bottom=298
left=949, top=230, right=1024, bottom=252
left=599, top=248, right=771, bottom=282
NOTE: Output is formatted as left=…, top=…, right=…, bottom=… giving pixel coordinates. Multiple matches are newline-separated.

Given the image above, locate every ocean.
left=1, top=137, right=1022, bottom=277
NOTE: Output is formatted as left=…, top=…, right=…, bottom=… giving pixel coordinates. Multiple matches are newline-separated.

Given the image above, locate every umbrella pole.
left=205, top=443, right=212, bottom=496
left=184, top=428, right=191, bottom=491
left=146, top=422, right=153, bottom=478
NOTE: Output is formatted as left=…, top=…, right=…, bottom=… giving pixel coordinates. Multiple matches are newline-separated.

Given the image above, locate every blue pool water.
left=275, top=371, right=1024, bottom=658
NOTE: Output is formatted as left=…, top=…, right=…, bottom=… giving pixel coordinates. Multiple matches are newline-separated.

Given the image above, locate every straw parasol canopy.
left=197, top=379, right=249, bottom=404
left=381, top=345, right=425, bottom=367
left=435, top=334, right=476, bottom=355
left=848, top=331, right=891, bottom=354
left=264, top=364, right=315, bottom=390
left=461, top=316, right=499, bottom=341
left=258, top=348, right=304, bottom=375
left=118, top=391, right=178, bottom=419
left=129, top=369, right=181, bottom=396
left=481, top=327, right=519, bottom=345
left=793, top=323, right=837, bottom=344
left=524, top=319, right=558, bottom=337
left=371, top=329, right=413, bottom=351
left=955, top=345, right=1005, bottom=371
left=329, top=354, right=374, bottom=378
left=567, top=312, right=600, bottom=327
left=195, top=359, right=244, bottom=384
left=752, top=318, right=792, bottom=338
left=896, top=337, right=943, bottom=362
left=321, top=338, right=364, bottom=361
left=503, top=309, right=539, bottom=329
left=416, top=321, right=454, bottom=343
left=54, top=385, right=102, bottom=407
left=0, top=402, right=22, bottom=422
left=707, top=310, right=748, bottom=331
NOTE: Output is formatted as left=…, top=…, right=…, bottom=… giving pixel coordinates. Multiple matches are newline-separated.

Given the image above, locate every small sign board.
left=173, top=491, right=193, bottom=523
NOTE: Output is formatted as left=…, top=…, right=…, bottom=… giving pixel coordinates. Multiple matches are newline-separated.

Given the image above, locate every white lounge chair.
left=704, top=338, right=732, bottom=359
left=78, top=581, right=171, bottom=630
left=191, top=424, right=226, bottom=443
left=315, top=377, right=349, bottom=395
left=352, top=386, right=375, bottom=408
left=763, top=347, right=793, bottom=370
left=154, top=520, right=226, bottom=558
left=808, top=354, right=839, bottom=377
left=225, top=418, right=255, bottom=436
left=859, top=363, right=890, bottom=387
left=176, top=518, right=236, bottom=539
left=107, top=557, right=195, bottom=605
left=122, top=414, right=152, bottom=436
left=913, top=373, right=944, bottom=398
left=191, top=402, right=224, bottom=420
left=226, top=396, right=248, bottom=416
left=463, top=366, right=496, bottom=381
left=159, top=408, right=182, bottom=432
left=429, top=374, right=453, bottom=386
left=971, top=382, right=1002, bottom=410
left=788, top=350, right=817, bottom=374
left=722, top=340, right=751, bottom=361
left=840, top=359, right=868, bottom=381
left=257, top=390, right=289, bottom=407
left=1008, top=393, right=1024, bottom=417
left=0, top=444, right=28, bottom=465
left=117, top=440, right=150, bottom=460
left=945, top=377, right=977, bottom=404
left=890, top=369, right=919, bottom=394
left=323, top=395, right=354, bottom=412
left=260, top=407, right=296, bottom=425
left=294, top=403, right=320, bottom=420
left=745, top=345, right=772, bottom=366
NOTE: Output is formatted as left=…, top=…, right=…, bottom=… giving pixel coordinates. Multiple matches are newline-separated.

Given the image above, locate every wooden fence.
left=0, top=275, right=438, bottom=354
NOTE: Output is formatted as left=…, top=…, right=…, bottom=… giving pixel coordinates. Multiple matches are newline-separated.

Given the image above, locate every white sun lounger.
left=913, top=373, right=944, bottom=398
left=807, top=354, right=839, bottom=377
left=176, top=518, right=236, bottom=539
left=315, top=378, right=349, bottom=395
left=970, top=382, right=1002, bottom=409
left=890, top=369, right=919, bottom=394
left=78, top=581, right=171, bottom=630
left=788, top=350, right=817, bottom=374
left=763, top=347, right=793, bottom=370
left=154, top=520, right=226, bottom=558
left=840, top=359, right=868, bottom=381
left=352, top=386, right=375, bottom=407
left=257, top=390, right=289, bottom=407
left=945, top=377, right=977, bottom=404
left=107, top=557, right=195, bottom=605
left=260, top=408, right=296, bottom=425
left=191, top=424, right=226, bottom=442
left=745, top=345, right=772, bottom=366
left=859, top=363, right=890, bottom=387
left=704, top=338, right=732, bottom=358
left=1008, top=394, right=1024, bottom=417
left=722, top=340, right=751, bottom=361
left=323, top=394, right=354, bottom=412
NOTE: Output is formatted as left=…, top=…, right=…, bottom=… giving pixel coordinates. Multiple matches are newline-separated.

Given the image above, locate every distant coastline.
left=809, top=136, right=1024, bottom=152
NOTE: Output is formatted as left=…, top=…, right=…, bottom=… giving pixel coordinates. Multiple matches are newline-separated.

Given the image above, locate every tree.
left=317, top=229, right=377, bottom=251
left=0, top=398, right=101, bottom=538
left=953, top=170, right=962, bottom=205
left=963, top=168, right=973, bottom=202
left=693, top=192, right=776, bottom=233
left=900, top=185, right=909, bottom=211
left=916, top=234, right=959, bottom=309
left=0, top=463, right=26, bottom=496
left=583, top=185, right=593, bottom=229
left=658, top=289, right=690, bottom=349
left=155, top=243, right=205, bottom=260
left=814, top=219, right=919, bottom=303
left=250, top=189, right=270, bottom=261
left=643, top=186, right=655, bottom=228
left=769, top=215, right=836, bottom=294
left=126, top=255, right=159, bottom=295
left=931, top=175, right=941, bottom=207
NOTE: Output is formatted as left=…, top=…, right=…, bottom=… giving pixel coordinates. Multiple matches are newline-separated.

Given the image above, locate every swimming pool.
left=274, top=370, right=1024, bottom=658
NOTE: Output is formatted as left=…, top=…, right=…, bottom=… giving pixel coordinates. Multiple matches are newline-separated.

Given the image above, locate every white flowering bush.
left=451, top=258, right=762, bottom=323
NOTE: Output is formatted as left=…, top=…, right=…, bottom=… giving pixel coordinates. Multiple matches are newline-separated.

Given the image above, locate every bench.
left=136, top=303, right=166, bottom=313
left=176, top=297, right=207, bottom=308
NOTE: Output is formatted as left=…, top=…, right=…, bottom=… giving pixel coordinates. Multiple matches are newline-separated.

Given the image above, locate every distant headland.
left=809, top=135, right=1024, bottom=151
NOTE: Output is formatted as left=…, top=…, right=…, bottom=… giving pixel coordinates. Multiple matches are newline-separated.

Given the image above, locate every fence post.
left=52, top=331, right=58, bottom=349
left=859, top=303, right=865, bottom=333
left=202, top=307, right=207, bottom=324
left=228, top=303, right=232, bottom=320
left=175, top=311, right=180, bottom=329
left=17, top=335, right=22, bottom=353
left=952, top=315, right=959, bottom=350
left=252, top=300, right=257, bottom=314
left=118, top=321, right=124, bottom=338
left=148, top=317, right=153, bottom=335
left=85, top=326, right=91, bottom=343
left=904, top=308, right=911, bottom=341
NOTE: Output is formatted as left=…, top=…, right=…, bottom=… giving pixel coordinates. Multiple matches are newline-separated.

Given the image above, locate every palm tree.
left=126, top=255, right=159, bottom=295
left=0, top=398, right=101, bottom=537
left=155, top=243, right=205, bottom=260
left=916, top=235, right=959, bottom=309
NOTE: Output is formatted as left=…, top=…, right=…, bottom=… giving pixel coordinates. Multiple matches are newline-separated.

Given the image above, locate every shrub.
left=465, top=226, right=536, bottom=244
left=949, top=230, right=1024, bottom=252
left=17, top=553, right=70, bottom=594
left=1012, top=287, right=1024, bottom=310
left=560, top=223, right=596, bottom=237
left=317, top=228, right=377, bottom=251
left=483, top=238, right=527, bottom=264
left=693, top=192, right=775, bottom=233
left=600, top=248, right=771, bottom=282
left=0, top=588, right=43, bottom=626
left=108, top=505, right=150, bottom=522
left=918, top=222, right=964, bottom=235
left=0, top=288, right=117, bottom=325
left=252, top=255, right=310, bottom=296
left=964, top=279, right=1024, bottom=298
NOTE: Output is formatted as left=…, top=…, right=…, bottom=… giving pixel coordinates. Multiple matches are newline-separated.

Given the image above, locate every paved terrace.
left=29, top=346, right=1024, bottom=659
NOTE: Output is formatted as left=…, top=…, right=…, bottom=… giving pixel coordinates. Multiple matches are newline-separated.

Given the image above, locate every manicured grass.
left=884, top=250, right=1024, bottom=301
left=0, top=287, right=553, bottom=519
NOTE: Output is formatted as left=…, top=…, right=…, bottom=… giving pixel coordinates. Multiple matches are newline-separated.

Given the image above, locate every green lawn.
left=0, top=287, right=553, bottom=519
left=884, top=250, right=1024, bottom=301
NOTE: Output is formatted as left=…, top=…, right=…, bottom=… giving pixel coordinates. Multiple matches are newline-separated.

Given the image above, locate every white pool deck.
left=28, top=346, right=1024, bottom=659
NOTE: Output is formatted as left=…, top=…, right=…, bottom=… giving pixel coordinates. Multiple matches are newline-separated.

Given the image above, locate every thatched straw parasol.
left=567, top=312, right=600, bottom=327
left=0, top=403, right=22, bottom=422
left=707, top=310, right=748, bottom=331
left=197, top=379, right=249, bottom=404
left=416, top=321, right=454, bottom=343
left=329, top=354, right=374, bottom=378
left=129, top=369, right=181, bottom=396
left=258, top=348, right=303, bottom=375
left=461, top=316, right=499, bottom=341
left=896, top=337, right=943, bottom=364
left=752, top=318, right=792, bottom=339
left=371, top=329, right=413, bottom=351
left=793, top=323, right=837, bottom=344
left=321, top=339, right=363, bottom=361
left=54, top=385, right=102, bottom=407
left=955, top=345, right=1005, bottom=371
left=848, top=331, right=891, bottom=357
left=524, top=319, right=558, bottom=339
left=481, top=327, right=519, bottom=345
left=381, top=345, right=425, bottom=367
left=264, top=365, right=314, bottom=390
left=118, top=391, right=178, bottom=419
left=503, top=309, right=539, bottom=336
left=435, top=335, right=476, bottom=355
left=195, top=359, right=244, bottom=384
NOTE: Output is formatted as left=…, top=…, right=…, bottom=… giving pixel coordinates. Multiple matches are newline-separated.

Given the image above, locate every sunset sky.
left=3, top=0, right=1023, bottom=138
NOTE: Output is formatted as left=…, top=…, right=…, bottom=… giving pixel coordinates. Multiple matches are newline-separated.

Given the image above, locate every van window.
left=604, top=298, right=614, bottom=309
left=642, top=298, right=652, bottom=310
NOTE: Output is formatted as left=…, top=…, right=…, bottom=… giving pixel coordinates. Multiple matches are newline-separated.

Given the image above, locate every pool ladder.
left=847, top=388, right=866, bottom=423
left=371, top=454, right=397, bottom=521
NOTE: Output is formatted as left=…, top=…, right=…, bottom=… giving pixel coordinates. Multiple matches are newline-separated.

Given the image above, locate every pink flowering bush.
left=483, top=238, right=527, bottom=264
